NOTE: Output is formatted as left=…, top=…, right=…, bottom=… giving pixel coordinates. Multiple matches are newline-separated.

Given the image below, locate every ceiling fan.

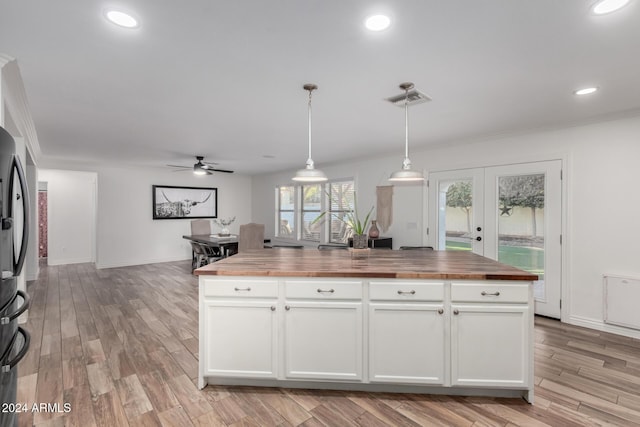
left=167, top=156, right=234, bottom=175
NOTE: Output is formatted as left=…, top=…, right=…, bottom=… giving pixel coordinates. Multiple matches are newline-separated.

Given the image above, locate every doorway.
left=428, top=160, right=562, bottom=318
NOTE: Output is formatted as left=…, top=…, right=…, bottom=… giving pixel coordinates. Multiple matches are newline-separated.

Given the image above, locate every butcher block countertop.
left=194, top=248, right=538, bottom=281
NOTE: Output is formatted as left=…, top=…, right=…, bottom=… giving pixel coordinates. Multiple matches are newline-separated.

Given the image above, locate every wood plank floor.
left=15, top=261, right=640, bottom=427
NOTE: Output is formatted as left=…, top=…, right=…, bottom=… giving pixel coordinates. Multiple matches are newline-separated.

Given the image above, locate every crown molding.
left=0, top=52, right=42, bottom=164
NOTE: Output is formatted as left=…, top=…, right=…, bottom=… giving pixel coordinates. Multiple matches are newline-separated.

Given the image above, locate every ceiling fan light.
left=193, top=165, right=207, bottom=175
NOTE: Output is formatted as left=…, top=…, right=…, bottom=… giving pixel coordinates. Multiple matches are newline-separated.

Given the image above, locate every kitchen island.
left=195, top=249, right=538, bottom=402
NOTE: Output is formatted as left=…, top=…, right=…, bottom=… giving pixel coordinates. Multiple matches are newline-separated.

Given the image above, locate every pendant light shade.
left=389, top=82, right=424, bottom=182
left=293, top=84, right=328, bottom=182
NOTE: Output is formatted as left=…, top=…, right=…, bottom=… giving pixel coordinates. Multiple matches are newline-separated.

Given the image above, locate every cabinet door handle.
left=397, top=290, right=416, bottom=295
left=437, top=308, right=444, bottom=315
left=285, top=305, right=291, bottom=311
left=234, top=287, right=251, bottom=292
left=270, top=306, right=276, bottom=311
left=453, top=309, right=459, bottom=315
left=317, top=288, right=335, bottom=293
left=481, top=291, right=500, bottom=296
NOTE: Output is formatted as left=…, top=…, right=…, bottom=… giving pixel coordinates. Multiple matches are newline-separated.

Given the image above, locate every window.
left=301, top=184, right=322, bottom=241
left=275, top=179, right=355, bottom=244
left=328, top=181, right=355, bottom=243
left=276, top=186, right=295, bottom=238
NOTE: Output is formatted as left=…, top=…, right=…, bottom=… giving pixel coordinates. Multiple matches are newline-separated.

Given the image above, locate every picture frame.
left=152, top=185, right=218, bottom=220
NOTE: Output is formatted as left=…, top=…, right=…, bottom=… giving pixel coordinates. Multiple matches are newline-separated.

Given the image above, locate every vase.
left=368, top=220, right=380, bottom=239
left=219, top=227, right=230, bottom=237
left=352, top=233, right=368, bottom=249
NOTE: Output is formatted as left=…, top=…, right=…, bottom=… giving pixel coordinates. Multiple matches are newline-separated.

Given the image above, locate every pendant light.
left=389, top=82, right=424, bottom=182
left=292, top=84, right=328, bottom=182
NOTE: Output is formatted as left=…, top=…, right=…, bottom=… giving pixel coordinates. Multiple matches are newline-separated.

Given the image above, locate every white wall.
left=39, top=164, right=253, bottom=269
left=38, top=169, right=96, bottom=265
left=252, top=114, right=640, bottom=338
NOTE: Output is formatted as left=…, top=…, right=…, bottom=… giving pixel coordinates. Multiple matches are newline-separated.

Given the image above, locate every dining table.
left=183, top=234, right=272, bottom=261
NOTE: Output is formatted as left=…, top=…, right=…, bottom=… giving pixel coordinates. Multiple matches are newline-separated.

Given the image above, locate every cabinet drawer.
left=203, top=278, right=278, bottom=298
left=285, top=280, right=362, bottom=300
left=451, top=282, right=529, bottom=303
left=369, top=281, right=444, bottom=301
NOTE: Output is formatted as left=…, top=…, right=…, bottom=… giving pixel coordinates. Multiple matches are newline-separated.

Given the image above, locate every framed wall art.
left=152, top=185, right=217, bottom=219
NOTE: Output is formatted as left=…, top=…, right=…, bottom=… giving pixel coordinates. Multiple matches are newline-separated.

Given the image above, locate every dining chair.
left=399, top=246, right=434, bottom=250
left=238, top=223, right=265, bottom=252
left=191, top=219, right=211, bottom=235
left=189, top=241, right=221, bottom=271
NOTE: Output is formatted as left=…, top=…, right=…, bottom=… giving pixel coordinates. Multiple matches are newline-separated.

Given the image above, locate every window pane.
left=276, top=186, right=295, bottom=238
left=301, top=184, right=322, bottom=241
left=329, top=181, right=355, bottom=243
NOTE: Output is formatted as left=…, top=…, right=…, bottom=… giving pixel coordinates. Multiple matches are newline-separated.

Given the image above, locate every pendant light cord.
left=404, top=86, right=409, bottom=160
left=308, top=88, right=313, bottom=163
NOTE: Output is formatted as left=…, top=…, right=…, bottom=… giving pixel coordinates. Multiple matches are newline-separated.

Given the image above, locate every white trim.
left=95, top=256, right=189, bottom=270
left=568, top=315, right=640, bottom=341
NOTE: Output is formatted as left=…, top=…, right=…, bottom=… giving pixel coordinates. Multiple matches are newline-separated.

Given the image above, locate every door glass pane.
left=439, top=180, right=473, bottom=251
left=498, top=174, right=545, bottom=300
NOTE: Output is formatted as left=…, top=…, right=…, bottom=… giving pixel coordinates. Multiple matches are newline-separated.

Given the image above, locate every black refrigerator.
left=0, top=126, right=31, bottom=427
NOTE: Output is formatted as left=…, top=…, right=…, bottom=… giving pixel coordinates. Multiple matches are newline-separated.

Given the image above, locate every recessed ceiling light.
left=365, top=15, right=391, bottom=31
left=574, top=87, right=599, bottom=96
left=104, top=9, right=139, bottom=28
left=592, top=0, right=630, bottom=15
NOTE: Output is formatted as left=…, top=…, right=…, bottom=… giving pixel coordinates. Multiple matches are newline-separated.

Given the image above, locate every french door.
left=428, top=161, right=562, bottom=318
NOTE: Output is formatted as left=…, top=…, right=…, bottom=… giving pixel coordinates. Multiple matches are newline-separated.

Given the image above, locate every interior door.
left=429, top=161, right=562, bottom=318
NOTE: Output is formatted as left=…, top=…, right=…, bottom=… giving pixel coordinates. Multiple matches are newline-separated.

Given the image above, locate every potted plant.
left=313, top=193, right=373, bottom=249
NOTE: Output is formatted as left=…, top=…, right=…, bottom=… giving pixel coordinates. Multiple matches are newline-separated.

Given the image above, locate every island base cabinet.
left=284, top=301, right=363, bottom=381
left=451, top=304, right=530, bottom=388
left=369, top=303, right=446, bottom=384
left=203, top=301, right=278, bottom=378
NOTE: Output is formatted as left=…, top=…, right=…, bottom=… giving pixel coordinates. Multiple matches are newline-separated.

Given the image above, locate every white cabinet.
left=284, top=301, right=363, bottom=381
left=284, top=280, right=363, bottom=381
left=369, top=303, right=445, bottom=384
left=368, top=280, right=446, bottom=385
left=450, top=282, right=531, bottom=388
left=201, top=279, right=278, bottom=380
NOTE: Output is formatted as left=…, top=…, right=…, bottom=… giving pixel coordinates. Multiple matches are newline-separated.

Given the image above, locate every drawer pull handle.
left=397, top=290, right=416, bottom=295
left=270, top=306, right=276, bottom=311
left=453, top=309, right=459, bottom=315
left=234, top=287, right=251, bottom=292
left=317, top=288, right=335, bottom=293
left=437, top=308, right=444, bottom=315
left=285, top=305, right=291, bottom=311
left=481, top=291, right=500, bottom=296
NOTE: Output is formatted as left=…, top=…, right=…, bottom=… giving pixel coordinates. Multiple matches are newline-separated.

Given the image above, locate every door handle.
left=1, top=327, right=30, bottom=372
left=0, top=290, right=30, bottom=324
left=9, top=155, right=30, bottom=276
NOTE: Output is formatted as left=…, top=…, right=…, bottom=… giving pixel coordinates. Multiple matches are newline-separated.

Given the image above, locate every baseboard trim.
left=96, top=256, right=189, bottom=270
left=568, top=315, right=640, bottom=340
left=47, top=257, right=93, bottom=266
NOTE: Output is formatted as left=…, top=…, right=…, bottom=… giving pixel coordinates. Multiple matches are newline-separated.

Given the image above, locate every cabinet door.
left=203, top=300, right=278, bottom=378
left=285, top=301, right=362, bottom=381
left=451, top=304, right=529, bottom=387
left=369, top=303, right=445, bottom=384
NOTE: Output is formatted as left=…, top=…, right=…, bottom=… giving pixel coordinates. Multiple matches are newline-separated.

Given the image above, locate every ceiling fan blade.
left=166, top=164, right=191, bottom=169
left=201, top=161, right=219, bottom=166
left=210, top=168, right=234, bottom=174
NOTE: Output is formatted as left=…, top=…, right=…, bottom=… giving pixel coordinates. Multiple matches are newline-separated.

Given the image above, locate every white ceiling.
left=1, top=1, right=639, bottom=175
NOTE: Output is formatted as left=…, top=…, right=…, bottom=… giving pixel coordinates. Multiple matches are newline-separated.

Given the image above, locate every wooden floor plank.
left=15, top=261, right=640, bottom=427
